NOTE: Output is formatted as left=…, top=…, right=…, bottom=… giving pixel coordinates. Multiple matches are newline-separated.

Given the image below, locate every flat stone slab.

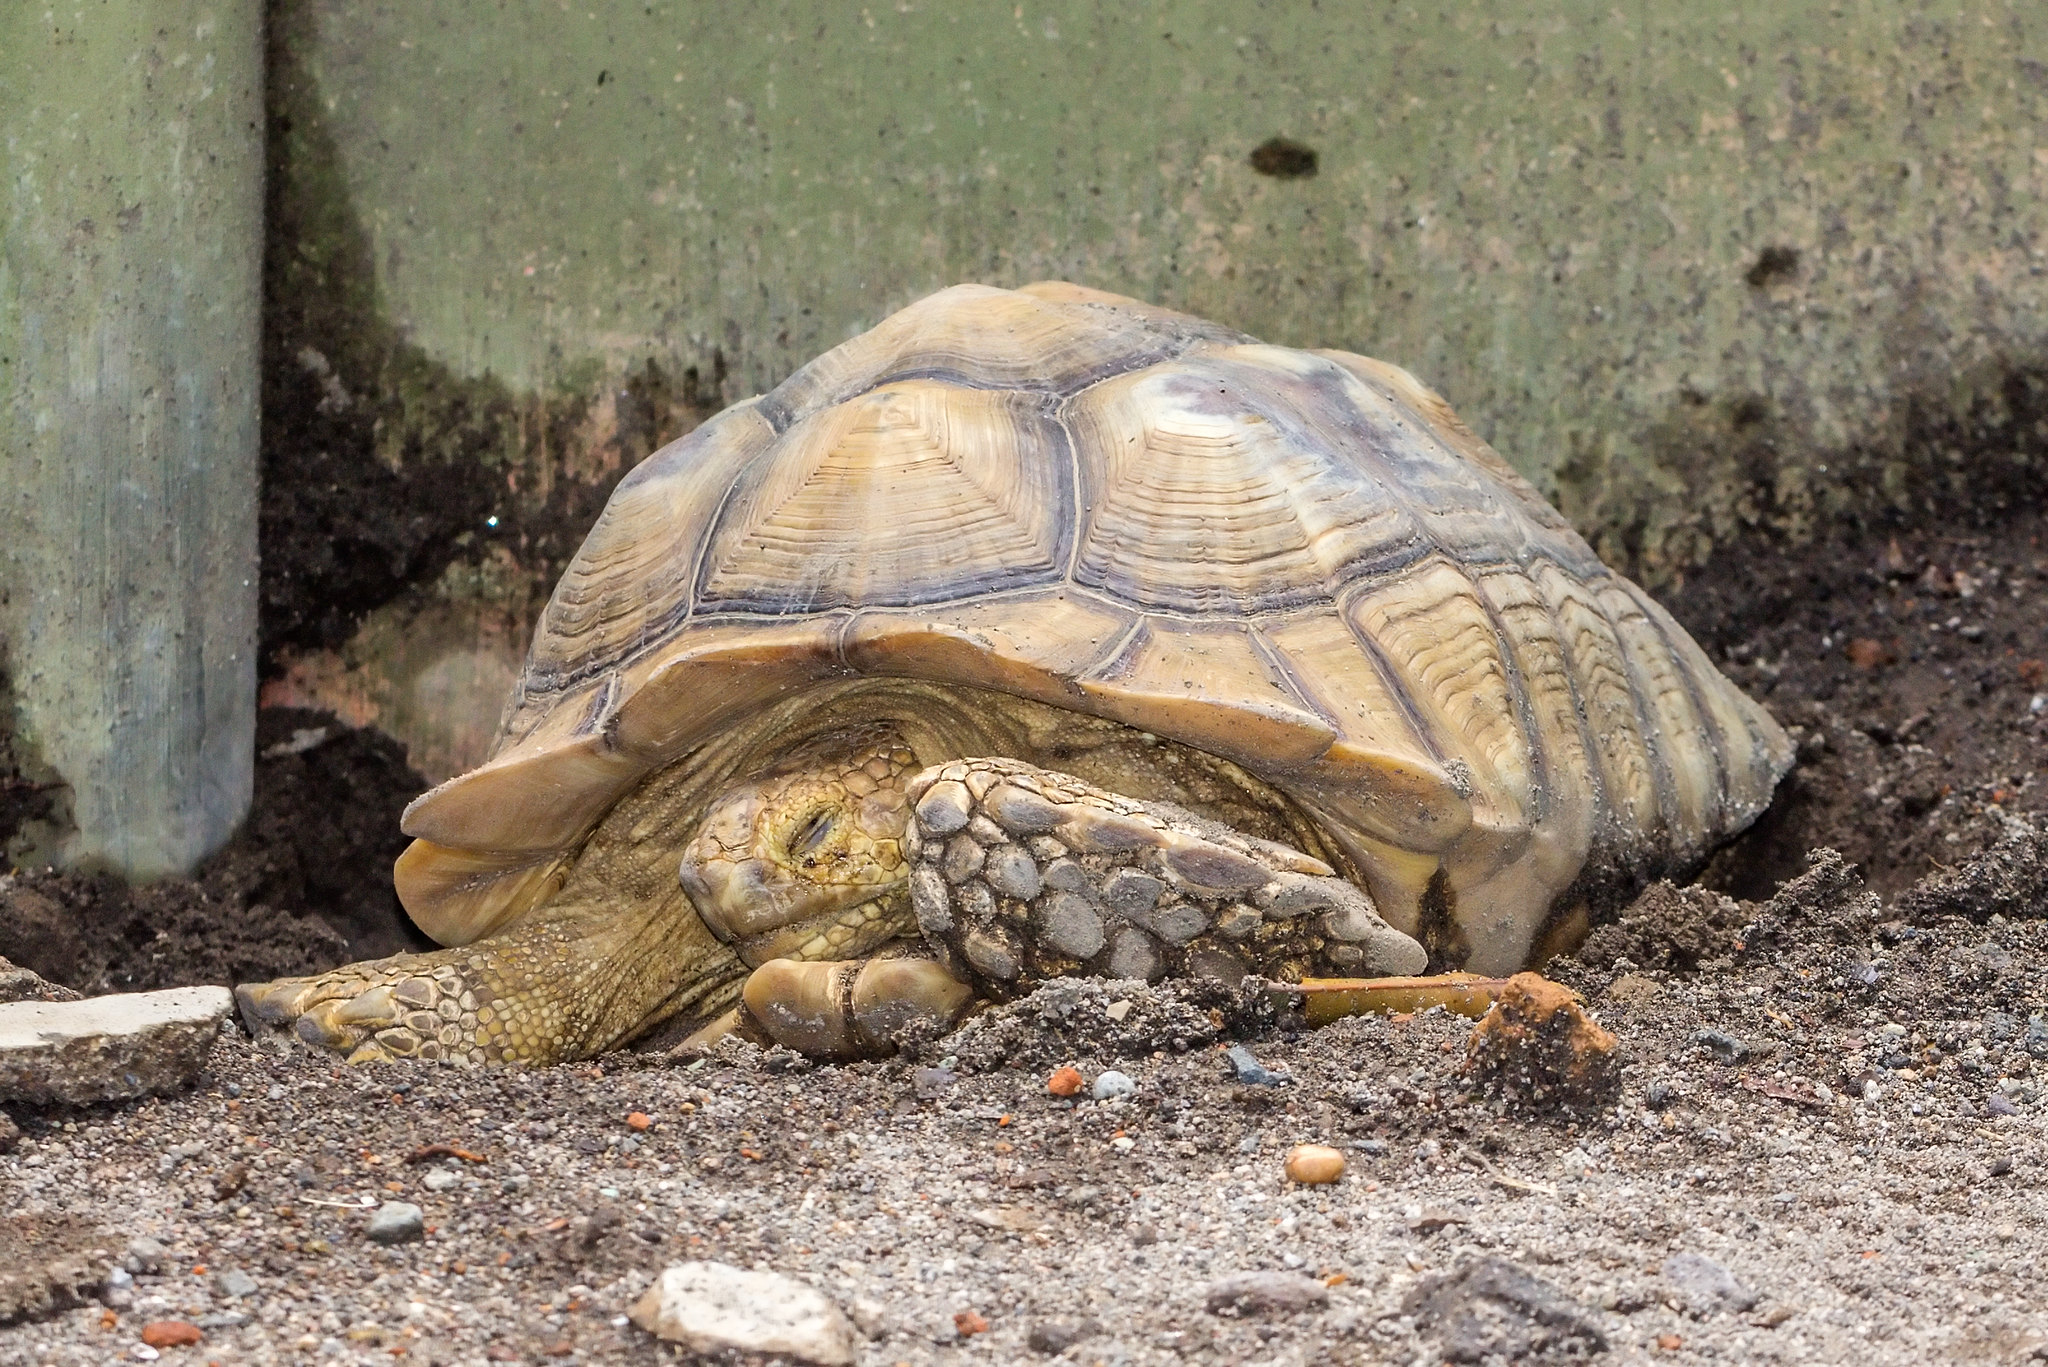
left=0, top=986, right=233, bottom=1105
left=629, top=1261, right=856, bottom=1366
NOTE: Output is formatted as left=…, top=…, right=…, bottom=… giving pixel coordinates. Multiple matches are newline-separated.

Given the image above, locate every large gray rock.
left=0, top=986, right=233, bottom=1104
left=629, top=1262, right=856, bottom=1366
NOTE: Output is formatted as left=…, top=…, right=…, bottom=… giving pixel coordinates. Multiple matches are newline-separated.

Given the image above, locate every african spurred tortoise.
left=240, top=281, right=1791, bottom=1064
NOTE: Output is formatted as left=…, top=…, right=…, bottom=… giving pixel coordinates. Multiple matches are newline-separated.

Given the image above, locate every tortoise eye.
left=789, top=809, right=835, bottom=858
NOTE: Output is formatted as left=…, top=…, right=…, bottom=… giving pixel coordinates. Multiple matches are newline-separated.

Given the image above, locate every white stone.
left=629, top=1262, right=856, bottom=1366
left=0, top=986, right=233, bottom=1105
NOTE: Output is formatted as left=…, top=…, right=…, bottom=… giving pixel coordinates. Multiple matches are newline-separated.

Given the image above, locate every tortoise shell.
left=394, top=281, right=1791, bottom=974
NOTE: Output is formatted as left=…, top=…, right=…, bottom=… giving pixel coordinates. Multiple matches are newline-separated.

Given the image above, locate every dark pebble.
left=1405, top=1256, right=1607, bottom=1361
left=1224, top=1045, right=1290, bottom=1087
left=1027, top=1319, right=1100, bottom=1354
left=1694, top=1029, right=1747, bottom=1064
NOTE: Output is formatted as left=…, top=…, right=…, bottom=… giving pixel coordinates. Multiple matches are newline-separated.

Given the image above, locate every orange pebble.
left=142, top=1321, right=203, bottom=1348
left=1047, top=1066, right=1084, bottom=1097
left=954, top=1309, right=990, bottom=1337
left=626, top=1112, right=652, bottom=1131
left=1283, top=1143, right=1347, bottom=1185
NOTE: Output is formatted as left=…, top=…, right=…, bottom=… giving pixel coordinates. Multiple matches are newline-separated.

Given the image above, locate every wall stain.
left=1247, top=136, right=1318, bottom=179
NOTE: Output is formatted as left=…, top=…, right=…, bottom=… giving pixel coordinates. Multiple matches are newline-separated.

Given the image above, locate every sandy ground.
left=2, top=836, right=2044, bottom=1366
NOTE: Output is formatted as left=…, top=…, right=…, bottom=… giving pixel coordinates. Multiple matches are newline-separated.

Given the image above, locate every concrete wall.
left=1, top=2, right=263, bottom=876
left=263, top=0, right=2048, bottom=782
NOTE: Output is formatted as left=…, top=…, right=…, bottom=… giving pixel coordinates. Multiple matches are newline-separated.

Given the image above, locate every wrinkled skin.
left=238, top=719, right=1430, bottom=1064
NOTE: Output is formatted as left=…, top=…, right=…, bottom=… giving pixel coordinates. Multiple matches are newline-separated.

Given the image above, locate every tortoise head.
left=677, top=725, right=923, bottom=967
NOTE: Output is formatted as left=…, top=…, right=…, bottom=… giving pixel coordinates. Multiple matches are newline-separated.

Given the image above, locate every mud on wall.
left=263, top=0, right=2048, bottom=782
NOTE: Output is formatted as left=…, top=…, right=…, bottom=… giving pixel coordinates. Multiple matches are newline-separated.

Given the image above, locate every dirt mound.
left=0, top=708, right=426, bottom=995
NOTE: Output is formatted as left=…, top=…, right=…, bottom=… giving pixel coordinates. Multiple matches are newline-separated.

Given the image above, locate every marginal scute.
left=1349, top=559, right=1532, bottom=832
left=393, top=281, right=1792, bottom=971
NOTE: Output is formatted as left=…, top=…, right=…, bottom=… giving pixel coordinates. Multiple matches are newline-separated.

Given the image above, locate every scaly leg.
left=236, top=903, right=742, bottom=1066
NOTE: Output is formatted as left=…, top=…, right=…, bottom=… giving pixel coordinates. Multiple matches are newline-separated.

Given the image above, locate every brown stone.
left=1046, top=1066, right=1083, bottom=1097
left=1464, top=972, right=1621, bottom=1109
left=142, top=1320, right=204, bottom=1348
left=1282, top=1144, right=1346, bottom=1185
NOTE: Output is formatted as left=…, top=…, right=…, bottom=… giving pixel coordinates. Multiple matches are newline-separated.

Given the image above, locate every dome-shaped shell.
left=395, top=282, right=1791, bottom=970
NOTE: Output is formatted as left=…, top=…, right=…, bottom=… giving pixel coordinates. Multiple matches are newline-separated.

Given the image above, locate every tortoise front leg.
left=903, top=758, right=1428, bottom=997
left=237, top=899, right=742, bottom=1066
left=726, top=757, right=1431, bottom=1059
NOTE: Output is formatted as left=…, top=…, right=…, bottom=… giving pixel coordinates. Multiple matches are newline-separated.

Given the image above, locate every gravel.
left=0, top=861, right=2040, bottom=1364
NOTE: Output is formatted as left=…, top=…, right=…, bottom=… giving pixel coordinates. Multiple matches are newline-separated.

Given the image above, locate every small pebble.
left=1091, top=1069, right=1136, bottom=1099
left=912, top=1066, right=958, bottom=1099
left=1204, top=1270, right=1330, bottom=1316
left=1225, top=1044, right=1290, bottom=1086
left=423, top=1168, right=462, bottom=1192
left=1047, top=1066, right=1084, bottom=1097
left=124, top=1237, right=166, bottom=1275
left=365, top=1201, right=425, bottom=1245
left=1283, top=1144, right=1346, bottom=1184
left=1694, top=1029, right=1748, bottom=1065
left=626, top=1111, right=652, bottom=1130
left=953, top=1309, right=990, bottom=1337
left=1661, top=1251, right=1759, bottom=1314
left=140, top=1321, right=202, bottom=1349
left=1027, top=1319, right=1099, bottom=1354
left=1988, top=1092, right=2019, bottom=1116
left=215, top=1268, right=258, bottom=1300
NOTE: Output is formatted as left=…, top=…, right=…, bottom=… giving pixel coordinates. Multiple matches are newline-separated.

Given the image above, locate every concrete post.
left=0, top=2, right=262, bottom=878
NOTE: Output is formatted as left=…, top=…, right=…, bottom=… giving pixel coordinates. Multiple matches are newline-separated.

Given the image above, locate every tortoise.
left=238, top=281, right=1793, bottom=1065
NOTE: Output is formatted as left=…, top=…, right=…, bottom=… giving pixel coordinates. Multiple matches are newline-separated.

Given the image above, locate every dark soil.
left=0, top=708, right=430, bottom=996
left=1668, top=488, right=2048, bottom=903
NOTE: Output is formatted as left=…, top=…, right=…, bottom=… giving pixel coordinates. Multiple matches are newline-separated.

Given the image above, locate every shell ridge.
left=1080, top=616, right=1154, bottom=683
left=685, top=459, right=753, bottom=627
left=1624, top=584, right=1734, bottom=835
left=1301, top=363, right=1465, bottom=578
left=1516, top=555, right=1616, bottom=839
left=1629, top=584, right=1774, bottom=826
